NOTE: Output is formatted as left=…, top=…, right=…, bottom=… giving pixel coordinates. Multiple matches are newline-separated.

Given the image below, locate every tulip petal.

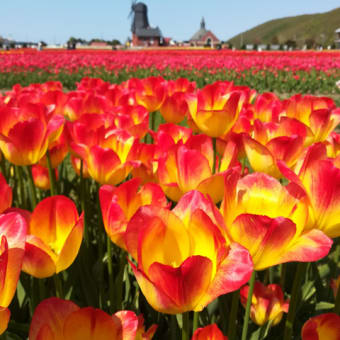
left=192, top=324, right=227, bottom=340
left=148, top=256, right=212, bottom=313
left=23, top=235, right=56, bottom=278
left=56, top=213, right=84, bottom=273
left=29, top=297, right=79, bottom=340
left=112, top=311, right=138, bottom=340
left=281, top=229, right=332, bottom=263
left=0, top=307, right=10, bottom=335
left=197, top=243, right=253, bottom=309
left=302, top=313, right=340, bottom=340
left=63, top=307, right=118, bottom=340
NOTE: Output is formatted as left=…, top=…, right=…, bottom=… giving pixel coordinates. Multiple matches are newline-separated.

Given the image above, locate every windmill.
left=128, top=1, right=150, bottom=33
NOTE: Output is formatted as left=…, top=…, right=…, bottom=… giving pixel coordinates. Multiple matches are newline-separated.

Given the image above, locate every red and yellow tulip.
left=220, top=170, right=332, bottom=270
left=99, top=178, right=168, bottom=250
left=240, top=281, right=289, bottom=326
left=125, top=190, right=253, bottom=314
left=191, top=324, right=228, bottom=340
left=187, top=82, right=246, bottom=137
left=301, top=313, right=340, bottom=340
left=23, top=196, right=83, bottom=278
left=0, top=103, right=64, bottom=165
left=29, top=297, right=157, bottom=340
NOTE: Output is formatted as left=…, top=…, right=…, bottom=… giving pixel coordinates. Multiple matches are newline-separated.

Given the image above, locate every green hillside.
left=228, top=7, right=340, bottom=48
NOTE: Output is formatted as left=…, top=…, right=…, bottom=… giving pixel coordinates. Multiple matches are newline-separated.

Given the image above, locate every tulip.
left=0, top=103, right=64, bottom=165
left=29, top=297, right=157, bottom=340
left=240, top=281, right=289, bottom=326
left=191, top=324, right=228, bottom=340
left=99, top=178, right=168, bottom=250
left=31, top=164, right=58, bottom=190
left=187, top=82, right=246, bottom=137
left=301, top=313, right=340, bottom=340
left=0, top=211, right=27, bottom=334
left=220, top=170, right=332, bottom=270
left=278, top=143, right=340, bottom=238
left=23, top=196, right=83, bottom=278
left=125, top=190, right=253, bottom=314
left=157, top=134, right=238, bottom=202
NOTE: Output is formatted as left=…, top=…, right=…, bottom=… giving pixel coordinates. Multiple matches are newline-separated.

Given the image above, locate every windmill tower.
left=129, top=1, right=162, bottom=47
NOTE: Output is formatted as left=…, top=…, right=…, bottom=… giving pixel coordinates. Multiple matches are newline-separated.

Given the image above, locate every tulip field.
left=0, top=49, right=340, bottom=339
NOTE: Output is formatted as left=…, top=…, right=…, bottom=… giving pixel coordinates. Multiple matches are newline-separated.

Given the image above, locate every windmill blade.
left=128, top=0, right=137, bottom=19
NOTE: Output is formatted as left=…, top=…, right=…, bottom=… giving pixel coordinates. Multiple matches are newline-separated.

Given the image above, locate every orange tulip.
left=0, top=211, right=27, bottom=334
left=125, top=190, right=253, bottom=314
left=29, top=297, right=157, bottom=340
left=191, top=324, right=228, bottom=340
left=240, top=281, right=289, bottom=326
left=99, top=178, right=169, bottom=250
left=23, top=196, right=83, bottom=278
left=301, top=313, right=340, bottom=340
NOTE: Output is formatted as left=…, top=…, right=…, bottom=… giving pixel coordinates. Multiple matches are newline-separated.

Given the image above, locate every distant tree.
left=285, top=39, right=297, bottom=49
left=305, top=38, right=316, bottom=49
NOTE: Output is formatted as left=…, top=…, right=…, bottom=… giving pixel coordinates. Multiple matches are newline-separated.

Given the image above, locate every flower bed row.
left=0, top=49, right=339, bottom=94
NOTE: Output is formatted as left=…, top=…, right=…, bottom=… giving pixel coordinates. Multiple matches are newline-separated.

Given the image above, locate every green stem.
left=46, top=151, right=57, bottom=196
left=182, top=312, right=190, bottom=340
left=25, top=166, right=37, bottom=209
left=283, top=262, right=308, bottom=340
left=280, top=264, right=287, bottom=290
left=115, top=251, right=126, bottom=312
left=212, top=137, right=217, bottom=174
left=106, top=236, right=115, bottom=313
left=227, top=290, right=240, bottom=340
left=192, top=311, right=199, bottom=333
left=241, top=271, right=256, bottom=340
left=80, top=161, right=89, bottom=246
left=54, top=274, right=64, bottom=299
left=171, top=315, right=178, bottom=340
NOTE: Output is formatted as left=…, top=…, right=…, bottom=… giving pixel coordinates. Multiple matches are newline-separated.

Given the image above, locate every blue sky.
left=1, top=0, right=339, bottom=44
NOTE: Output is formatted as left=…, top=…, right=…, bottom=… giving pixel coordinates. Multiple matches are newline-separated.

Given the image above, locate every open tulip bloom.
left=220, top=169, right=332, bottom=270
left=125, top=190, right=253, bottom=314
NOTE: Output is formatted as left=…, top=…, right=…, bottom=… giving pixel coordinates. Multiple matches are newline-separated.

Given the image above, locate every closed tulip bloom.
left=0, top=211, right=27, bottom=334
left=191, top=324, right=228, bottom=340
left=31, top=164, right=58, bottom=190
left=125, top=190, right=253, bottom=314
left=240, top=281, right=289, bottom=326
left=0, top=103, right=64, bottom=165
left=23, top=196, right=83, bottom=278
left=187, top=82, right=246, bottom=137
left=99, top=178, right=169, bottom=250
left=301, top=313, right=340, bottom=340
left=29, top=297, right=156, bottom=340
